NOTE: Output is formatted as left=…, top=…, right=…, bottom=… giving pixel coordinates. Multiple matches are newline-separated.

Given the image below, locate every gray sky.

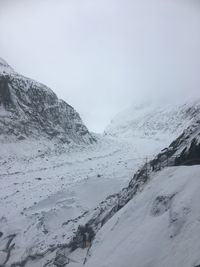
left=0, top=0, right=200, bottom=132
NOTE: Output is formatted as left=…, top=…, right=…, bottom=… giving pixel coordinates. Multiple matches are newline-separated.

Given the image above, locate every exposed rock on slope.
left=0, top=58, right=96, bottom=144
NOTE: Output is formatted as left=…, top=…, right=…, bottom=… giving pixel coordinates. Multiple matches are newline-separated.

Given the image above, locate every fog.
left=0, top=0, right=200, bottom=132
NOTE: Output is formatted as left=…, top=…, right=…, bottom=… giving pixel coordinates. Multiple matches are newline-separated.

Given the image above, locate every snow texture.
left=85, top=165, right=200, bottom=267
left=105, top=100, right=200, bottom=146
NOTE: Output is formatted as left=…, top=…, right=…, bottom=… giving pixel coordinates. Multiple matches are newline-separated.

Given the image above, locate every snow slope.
left=63, top=119, right=200, bottom=267
left=85, top=165, right=200, bottom=267
left=105, top=101, right=200, bottom=145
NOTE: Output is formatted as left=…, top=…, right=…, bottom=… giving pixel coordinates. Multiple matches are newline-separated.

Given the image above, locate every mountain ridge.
left=0, top=58, right=96, bottom=144
left=105, top=100, right=200, bottom=144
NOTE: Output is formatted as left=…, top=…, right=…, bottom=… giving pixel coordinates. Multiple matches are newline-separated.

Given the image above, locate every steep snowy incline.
left=60, top=119, right=200, bottom=267
left=105, top=101, right=200, bottom=144
left=0, top=58, right=95, bottom=144
left=85, top=165, right=200, bottom=267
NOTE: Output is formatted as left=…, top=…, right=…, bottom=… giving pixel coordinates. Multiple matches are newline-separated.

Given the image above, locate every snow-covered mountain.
left=63, top=117, right=200, bottom=267
left=1, top=57, right=200, bottom=267
left=0, top=58, right=95, bottom=144
left=105, top=101, right=200, bottom=144
left=83, top=122, right=200, bottom=267
left=0, top=97, right=199, bottom=266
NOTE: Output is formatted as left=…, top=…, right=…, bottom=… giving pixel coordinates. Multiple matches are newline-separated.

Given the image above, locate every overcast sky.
left=0, top=0, right=200, bottom=132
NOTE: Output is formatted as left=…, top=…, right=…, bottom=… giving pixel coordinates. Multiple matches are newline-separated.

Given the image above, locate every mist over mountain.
left=0, top=0, right=200, bottom=132
left=105, top=100, right=200, bottom=143
left=0, top=58, right=200, bottom=267
left=0, top=1, right=200, bottom=266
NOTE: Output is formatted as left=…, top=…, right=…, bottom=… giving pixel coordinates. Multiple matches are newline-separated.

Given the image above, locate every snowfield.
left=0, top=134, right=167, bottom=266
left=1, top=113, right=199, bottom=266
left=105, top=100, right=200, bottom=142
left=83, top=165, right=200, bottom=267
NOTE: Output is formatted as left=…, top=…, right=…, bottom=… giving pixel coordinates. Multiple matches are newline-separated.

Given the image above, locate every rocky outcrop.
left=0, top=58, right=96, bottom=144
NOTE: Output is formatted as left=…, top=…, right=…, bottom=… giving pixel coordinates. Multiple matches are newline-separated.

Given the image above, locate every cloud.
left=0, top=0, right=199, bottom=132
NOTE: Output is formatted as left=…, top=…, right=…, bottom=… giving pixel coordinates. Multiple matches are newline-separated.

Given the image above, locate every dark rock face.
left=0, top=77, right=11, bottom=107
left=174, top=138, right=200, bottom=166
left=0, top=59, right=96, bottom=144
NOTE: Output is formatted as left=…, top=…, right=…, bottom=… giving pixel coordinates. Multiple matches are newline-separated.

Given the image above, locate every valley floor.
left=0, top=135, right=171, bottom=266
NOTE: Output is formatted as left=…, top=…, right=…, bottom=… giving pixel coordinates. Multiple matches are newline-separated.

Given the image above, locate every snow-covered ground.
left=105, top=100, right=200, bottom=142
left=0, top=133, right=168, bottom=266
left=80, top=165, right=200, bottom=267
left=1, top=123, right=200, bottom=266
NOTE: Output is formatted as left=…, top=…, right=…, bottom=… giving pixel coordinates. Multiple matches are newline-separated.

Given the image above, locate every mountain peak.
left=0, top=57, right=14, bottom=73
left=0, top=57, right=9, bottom=66
left=0, top=58, right=96, bottom=144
